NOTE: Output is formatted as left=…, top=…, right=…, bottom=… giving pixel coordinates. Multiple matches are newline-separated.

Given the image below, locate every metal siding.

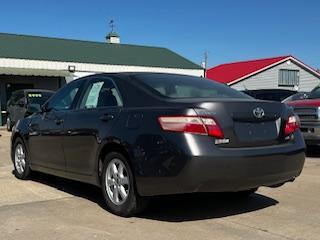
left=231, top=61, right=320, bottom=91
left=0, top=58, right=204, bottom=80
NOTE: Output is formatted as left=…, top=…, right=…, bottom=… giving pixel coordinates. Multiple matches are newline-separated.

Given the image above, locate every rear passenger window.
left=79, top=79, right=122, bottom=109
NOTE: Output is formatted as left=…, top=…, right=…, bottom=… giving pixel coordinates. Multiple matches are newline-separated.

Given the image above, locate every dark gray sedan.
left=11, top=73, right=305, bottom=216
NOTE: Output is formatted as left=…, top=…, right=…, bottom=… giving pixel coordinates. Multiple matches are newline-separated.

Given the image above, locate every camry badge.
left=253, top=107, right=265, bottom=119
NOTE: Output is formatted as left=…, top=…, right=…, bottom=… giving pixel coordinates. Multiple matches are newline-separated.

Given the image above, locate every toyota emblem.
left=253, top=107, right=265, bottom=119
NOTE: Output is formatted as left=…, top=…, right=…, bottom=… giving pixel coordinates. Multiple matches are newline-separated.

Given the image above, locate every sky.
left=0, top=0, right=319, bottom=68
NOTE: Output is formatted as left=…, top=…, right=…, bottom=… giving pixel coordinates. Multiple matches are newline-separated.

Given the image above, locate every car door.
left=28, top=80, right=84, bottom=170
left=63, top=77, right=122, bottom=175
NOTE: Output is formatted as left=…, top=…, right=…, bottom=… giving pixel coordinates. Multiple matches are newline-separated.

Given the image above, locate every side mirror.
left=26, top=104, right=41, bottom=115
left=41, top=103, right=51, bottom=113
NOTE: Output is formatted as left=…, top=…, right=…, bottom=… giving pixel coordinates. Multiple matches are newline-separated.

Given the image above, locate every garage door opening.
left=0, top=74, right=66, bottom=125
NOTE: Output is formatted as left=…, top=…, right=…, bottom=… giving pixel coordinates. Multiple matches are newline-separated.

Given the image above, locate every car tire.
left=6, top=116, right=13, bottom=132
left=13, top=138, right=31, bottom=180
left=101, top=152, right=148, bottom=217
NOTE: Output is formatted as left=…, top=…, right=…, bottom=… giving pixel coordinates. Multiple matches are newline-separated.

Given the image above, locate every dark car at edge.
left=6, top=89, right=54, bottom=131
left=287, top=86, right=320, bottom=146
left=11, top=73, right=305, bottom=216
left=243, top=89, right=297, bottom=102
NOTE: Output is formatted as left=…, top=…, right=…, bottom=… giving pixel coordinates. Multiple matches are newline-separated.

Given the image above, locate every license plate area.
left=234, top=121, right=279, bottom=142
left=302, top=128, right=320, bottom=135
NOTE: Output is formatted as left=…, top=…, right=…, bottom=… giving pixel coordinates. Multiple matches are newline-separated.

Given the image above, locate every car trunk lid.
left=190, top=99, right=287, bottom=147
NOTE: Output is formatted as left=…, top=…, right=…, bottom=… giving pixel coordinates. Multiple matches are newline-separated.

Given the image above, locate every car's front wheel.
left=13, top=138, right=31, bottom=179
left=101, top=152, right=148, bottom=217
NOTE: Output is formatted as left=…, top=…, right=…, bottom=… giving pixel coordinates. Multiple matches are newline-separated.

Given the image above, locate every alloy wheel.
left=105, top=158, right=130, bottom=205
left=15, top=144, right=26, bottom=174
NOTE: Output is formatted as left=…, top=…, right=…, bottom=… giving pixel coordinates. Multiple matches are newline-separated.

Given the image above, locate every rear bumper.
left=300, top=123, right=320, bottom=145
left=138, top=150, right=305, bottom=196
left=136, top=132, right=306, bottom=196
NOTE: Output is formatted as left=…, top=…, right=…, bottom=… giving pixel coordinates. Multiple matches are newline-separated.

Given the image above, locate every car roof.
left=243, top=89, right=297, bottom=94
left=12, top=89, right=55, bottom=95
left=86, top=72, right=195, bottom=79
left=24, top=89, right=55, bottom=93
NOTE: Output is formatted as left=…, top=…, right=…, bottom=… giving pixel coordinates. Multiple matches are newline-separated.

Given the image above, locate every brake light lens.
left=285, top=115, right=300, bottom=136
left=158, top=116, right=224, bottom=138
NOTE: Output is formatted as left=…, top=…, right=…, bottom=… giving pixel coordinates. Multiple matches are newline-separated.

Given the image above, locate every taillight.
left=158, top=116, right=224, bottom=139
left=285, top=115, right=300, bottom=136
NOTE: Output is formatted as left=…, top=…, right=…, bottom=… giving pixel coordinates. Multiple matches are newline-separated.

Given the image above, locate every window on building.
left=278, top=69, right=300, bottom=86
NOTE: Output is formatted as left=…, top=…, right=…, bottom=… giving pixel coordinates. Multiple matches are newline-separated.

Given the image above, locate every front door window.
left=47, top=80, right=83, bottom=111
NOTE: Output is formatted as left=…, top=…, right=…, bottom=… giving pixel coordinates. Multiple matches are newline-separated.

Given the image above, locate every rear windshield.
left=309, top=87, right=320, bottom=99
left=282, top=92, right=309, bottom=102
left=27, top=92, right=53, bottom=105
left=133, top=74, right=250, bottom=99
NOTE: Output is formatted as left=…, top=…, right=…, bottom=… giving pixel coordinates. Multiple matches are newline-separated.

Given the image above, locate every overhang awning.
left=0, top=67, right=71, bottom=77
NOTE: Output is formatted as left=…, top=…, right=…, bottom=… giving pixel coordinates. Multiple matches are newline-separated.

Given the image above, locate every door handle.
left=99, top=114, right=114, bottom=122
left=55, top=119, right=64, bottom=125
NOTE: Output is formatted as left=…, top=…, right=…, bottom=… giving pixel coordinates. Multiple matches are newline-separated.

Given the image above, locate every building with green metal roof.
left=0, top=32, right=203, bottom=125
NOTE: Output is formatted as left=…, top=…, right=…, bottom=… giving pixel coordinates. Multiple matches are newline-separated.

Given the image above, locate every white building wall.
left=0, top=57, right=204, bottom=83
left=231, top=60, right=320, bottom=92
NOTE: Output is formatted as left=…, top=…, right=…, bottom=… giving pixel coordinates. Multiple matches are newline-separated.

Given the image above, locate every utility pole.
left=201, top=51, right=209, bottom=77
left=204, top=51, right=208, bottom=69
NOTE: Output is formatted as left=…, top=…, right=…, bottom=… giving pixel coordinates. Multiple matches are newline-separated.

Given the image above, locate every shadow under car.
left=17, top=171, right=279, bottom=222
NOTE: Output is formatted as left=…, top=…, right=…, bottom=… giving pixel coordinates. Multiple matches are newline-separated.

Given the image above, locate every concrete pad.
left=0, top=129, right=320, bottom=240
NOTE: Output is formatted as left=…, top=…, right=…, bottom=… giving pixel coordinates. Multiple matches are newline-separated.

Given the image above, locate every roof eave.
left=228, top=56, right=320, bottom=86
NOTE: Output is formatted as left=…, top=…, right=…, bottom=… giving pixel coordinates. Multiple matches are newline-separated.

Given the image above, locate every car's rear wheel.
left=13, top=138, right=31, bottom=179
left=101, top=152, right=148, bottom=217
left=6, top=116, right=13, bottom=131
